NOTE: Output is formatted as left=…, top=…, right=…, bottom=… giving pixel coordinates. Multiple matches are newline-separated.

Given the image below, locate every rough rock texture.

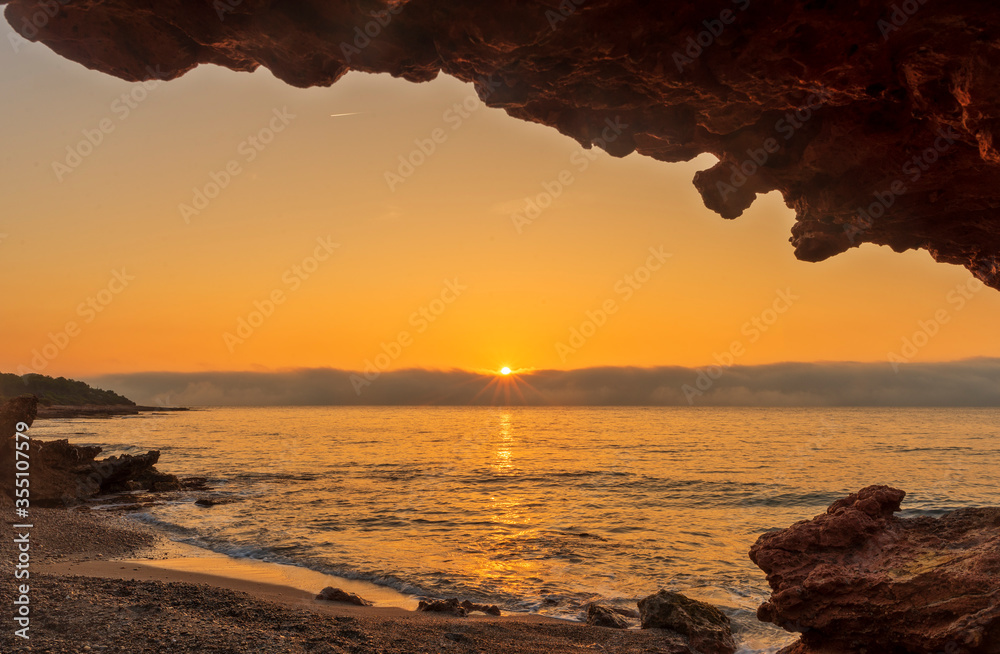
left=637, top=590, right=736, bottom=654
left=5, top=1, right=1000, bottom=287
left=0, top=395, right=181, bottom=505
left=417, top=597, right=469, bottom=617
left=586, top=604, right=630, bottom=629
left=315, top=586, right=374, bottom=607
left=750, top=485, right=1000, bottom=654
left=0, top=393, right=36, bottom=436
left=1, top=395, right=39, bottom=498
left=0, top=394, right=38, bottom=503
left=461, top=599, right=503, bottom=616
left=415, top=597, right=503, bottom=617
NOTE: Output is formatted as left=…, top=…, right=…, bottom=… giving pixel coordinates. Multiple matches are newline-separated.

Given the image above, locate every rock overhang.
left=5, top=0, right=1000, bottom=288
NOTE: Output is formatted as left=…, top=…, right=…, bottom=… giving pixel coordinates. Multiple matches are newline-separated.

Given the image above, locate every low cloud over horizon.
left=86, top=359, right=1000, bottom=407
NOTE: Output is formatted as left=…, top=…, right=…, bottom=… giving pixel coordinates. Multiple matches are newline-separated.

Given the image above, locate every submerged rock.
left=586, top=604, right=629, bottom=629
left=638, top=590, right=736, bottom=654
left=750, top=485, right=1000, bottom=654
left=315, top=587, right=373, bottom=606
left=194, top=497, right=239, bottom=507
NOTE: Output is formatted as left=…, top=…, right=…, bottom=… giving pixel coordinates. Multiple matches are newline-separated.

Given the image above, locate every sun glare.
left=500, top=367, right=512, bottom=375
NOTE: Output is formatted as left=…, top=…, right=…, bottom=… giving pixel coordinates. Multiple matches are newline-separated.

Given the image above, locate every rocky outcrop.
left=418, top=598, right=468, bottom=617
left=5, top=1, right=1000, bottom=287
left=417, top=597, right=500, bottom=618
left=0, top=395, right=181, bottom=505
left=0, top=395, right=38, bottom=505
left=459, top=599, right=502, bottom=616
left=638, top=590, right=736, bottom=654
left=36, top=404, right=142, bottom=419
left=586, top=604, right=629, bottom=629
left=415, top=597, right=501, bottom=617
left=0, top=393, right=36, bottom=439
left=750, top=485, right=1000, bottom=654
left=36, top=405, right=190, bottom=419
left=315, top=587, right=373, bottom=607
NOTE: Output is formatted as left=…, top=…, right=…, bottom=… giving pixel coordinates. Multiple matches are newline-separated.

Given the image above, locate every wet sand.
left=0, top=506, right=692, bottom=653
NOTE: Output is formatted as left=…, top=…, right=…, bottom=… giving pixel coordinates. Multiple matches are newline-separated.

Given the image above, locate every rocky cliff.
left=5, top=0, right=1000, bottom=287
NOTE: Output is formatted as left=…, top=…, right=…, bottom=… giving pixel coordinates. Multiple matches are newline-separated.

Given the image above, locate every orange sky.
left=2, top=40, right=1000, bottom=377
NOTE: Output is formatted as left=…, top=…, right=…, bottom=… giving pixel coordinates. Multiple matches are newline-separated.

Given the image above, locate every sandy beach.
left=1, top=506, right=696, bottom=653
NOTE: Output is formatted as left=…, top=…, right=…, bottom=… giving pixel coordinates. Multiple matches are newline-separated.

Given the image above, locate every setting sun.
left=500, top=367, right=512, bottom=375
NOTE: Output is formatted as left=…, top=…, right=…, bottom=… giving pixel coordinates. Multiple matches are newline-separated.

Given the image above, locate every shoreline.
left=35, top=404, right=191, bottom=419
left=2, top=507, right=719, bottom=654
left=55, top=536, right=424, bottom=611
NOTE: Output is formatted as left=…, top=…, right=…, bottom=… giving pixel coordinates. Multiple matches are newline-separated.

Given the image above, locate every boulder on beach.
left=416, top=598, right=501, bottom=617
left=750, top=484, right=1000, bottom=654
left=460, top=599, right=501, bottom=616
left=637, top=590, right=736, bottom=654
left=586, top=604, right=629, bottom=629
left=315, top=587, right=373, bottom=606
left=417, top=598, right=467, bottom=617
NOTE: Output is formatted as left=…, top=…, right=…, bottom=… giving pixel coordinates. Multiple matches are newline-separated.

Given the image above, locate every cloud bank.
left=87, top=359, right=1000, bottom=407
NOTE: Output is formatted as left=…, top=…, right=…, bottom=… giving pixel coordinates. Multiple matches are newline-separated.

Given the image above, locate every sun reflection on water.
left=492, top=411, right=515, bottom=476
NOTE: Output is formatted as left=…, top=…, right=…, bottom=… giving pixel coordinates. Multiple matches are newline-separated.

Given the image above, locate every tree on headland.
left=0, top=373, right=134, bottom=406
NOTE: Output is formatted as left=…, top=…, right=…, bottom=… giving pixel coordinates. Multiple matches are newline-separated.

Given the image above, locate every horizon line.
left=72, top=358, right=1000, bottom=408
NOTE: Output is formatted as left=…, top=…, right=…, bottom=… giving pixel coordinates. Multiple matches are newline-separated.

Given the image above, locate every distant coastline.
left=1, top=371, right=189, bottom=417
left=1, top=371, right=135, bottom=406
left=35, top=404, right=190, bottom=419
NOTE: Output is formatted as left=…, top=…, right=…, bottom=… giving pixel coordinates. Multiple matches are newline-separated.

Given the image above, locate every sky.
left=3, top=31, right=1000, bottom=387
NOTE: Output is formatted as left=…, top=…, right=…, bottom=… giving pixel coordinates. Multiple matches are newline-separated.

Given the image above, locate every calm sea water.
left=37, top=407, right=1000, bottom=652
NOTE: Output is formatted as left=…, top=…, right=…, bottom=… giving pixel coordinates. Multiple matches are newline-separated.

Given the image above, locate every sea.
left=36, top=407, right=1000, bottom=652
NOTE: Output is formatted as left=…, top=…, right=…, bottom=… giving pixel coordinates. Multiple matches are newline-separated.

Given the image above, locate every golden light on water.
left=493, top=412, right=515, bottom=476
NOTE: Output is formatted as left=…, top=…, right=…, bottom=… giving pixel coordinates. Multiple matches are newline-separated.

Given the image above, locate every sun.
left=500, top=367, right=512, bottom=375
